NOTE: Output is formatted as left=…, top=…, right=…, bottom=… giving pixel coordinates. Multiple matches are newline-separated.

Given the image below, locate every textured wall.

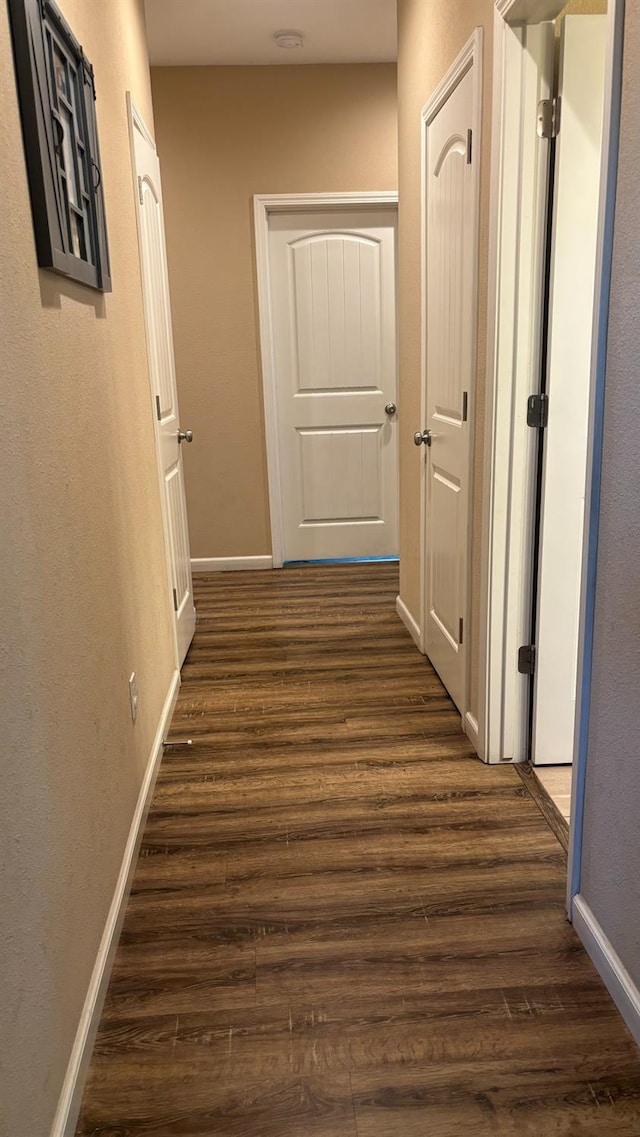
left=580, top=0, right=640, bottom=989
left=396, top=0, right=495, bottom=720
left=0, top=2, right=175, bottom=1134
left=151, top=64, right=398, bottom=559
left=561, top=0, right=607, bottom=15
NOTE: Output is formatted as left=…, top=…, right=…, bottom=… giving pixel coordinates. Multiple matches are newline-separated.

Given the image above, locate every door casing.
left=254, top=192, right=399, bottom=569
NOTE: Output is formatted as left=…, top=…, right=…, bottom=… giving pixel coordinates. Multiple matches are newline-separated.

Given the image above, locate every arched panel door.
left=423, top=58, right=479, bottom=713
left=132, top=107, right=196, bottom=666
left=268, top=209, right=398, bottom=562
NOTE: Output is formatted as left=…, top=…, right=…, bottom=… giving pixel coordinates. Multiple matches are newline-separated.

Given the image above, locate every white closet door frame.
left=478, top=14, right=555, bottom=765
left=480, top=0, right=625, bottom=907
left=254, top=192, right=399, bottom=569
left=419, top=29, right=483, bottom=741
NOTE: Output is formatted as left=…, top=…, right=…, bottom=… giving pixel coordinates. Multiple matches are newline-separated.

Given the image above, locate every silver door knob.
left=177, top=429, right=193, bottom=443
left=385, top=402, right=397, bottom=416
left=414, top=429, right=432, bottom=447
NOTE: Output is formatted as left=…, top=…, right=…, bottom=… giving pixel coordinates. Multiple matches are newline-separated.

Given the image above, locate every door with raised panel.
left=421, top=61, right=478, bottom=713
left=268, top=209, right=398, bottom=562
left=131, top=105, right=195, bottom=666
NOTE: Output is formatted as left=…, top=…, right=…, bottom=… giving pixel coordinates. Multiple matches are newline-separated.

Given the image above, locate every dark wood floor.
left=77, top=564, right=640, bottom=1136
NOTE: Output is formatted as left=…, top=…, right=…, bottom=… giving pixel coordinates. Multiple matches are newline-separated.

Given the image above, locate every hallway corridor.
left=77, top=564, right=640, bottom=1135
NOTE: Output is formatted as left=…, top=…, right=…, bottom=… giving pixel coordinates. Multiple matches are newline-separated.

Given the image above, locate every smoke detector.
left=274, top=29, right=304, bottom=50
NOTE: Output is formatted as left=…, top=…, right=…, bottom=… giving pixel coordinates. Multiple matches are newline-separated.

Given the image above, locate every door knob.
left=414, top=429, right=432, bottom=447
left=177, top=429, right=193, bottom=444
left=385, top=402, right=397, bottom=416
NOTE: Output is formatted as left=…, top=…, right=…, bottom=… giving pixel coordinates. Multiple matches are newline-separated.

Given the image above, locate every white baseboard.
left=572, top=893, right=640, bottom=1047
left=396, top=595, right=423, bottom=652
left=51, top=668, right=181, bottom=1137
left=191, top=555, right=273, bottom=573
left=464, top=711, right=481, bottom=756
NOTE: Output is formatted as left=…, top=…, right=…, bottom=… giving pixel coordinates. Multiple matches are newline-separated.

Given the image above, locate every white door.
left=268, top=209, right=398, bottom=562
left=532, top=16, right=607, bottom=765
left=130, top=105, right=196, bottom=666
left=422, top=61, right=479, bottom=713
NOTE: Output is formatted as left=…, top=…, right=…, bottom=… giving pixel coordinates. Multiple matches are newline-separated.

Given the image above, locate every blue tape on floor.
left=283, top=556, right=399, bottom=566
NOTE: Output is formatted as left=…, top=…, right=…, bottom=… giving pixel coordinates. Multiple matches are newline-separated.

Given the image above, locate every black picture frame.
left=8, top=0, right=112, bottom=291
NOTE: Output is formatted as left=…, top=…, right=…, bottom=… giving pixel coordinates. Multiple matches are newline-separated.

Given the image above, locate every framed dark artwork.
left=7, top=0, right=111, bottom=291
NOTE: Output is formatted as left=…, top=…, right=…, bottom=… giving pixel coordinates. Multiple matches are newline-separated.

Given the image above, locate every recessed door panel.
left=432, top=137, right=467, bottom=425
left=165, top=462, right=192, bottom=618
left=429, top=465, right=462, bottom=652
left=298, top=426, right=382, bottom=523
left=291, top=236, right=382, bottom=392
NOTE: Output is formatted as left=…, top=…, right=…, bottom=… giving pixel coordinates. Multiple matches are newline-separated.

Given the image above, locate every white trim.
left=255, top=191, right=399, bottom=214
left=479, top=19, right=555, bottom=764
left=127, top=94, right=155, bottom=149
left=464, top=712, right=480, bottom=755
left=421, top=29, right=482, bottom=128
left=478, top=6, right=506, bottom=764
left=191, top=555, right=273, bottom=573
left=419, top=29, right=483, bottom=728
left=253, top=191, right=399, bottom=569
left=50, top=670, right=181, bottom=1137
left=572, top=895, right=640, bottom=1048
left=396, top=595, right=423, bottom=652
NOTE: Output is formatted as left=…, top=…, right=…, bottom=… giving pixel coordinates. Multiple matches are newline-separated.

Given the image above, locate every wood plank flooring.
left=76, top=564, right=640, bottom=1136
left=516, top=762, right=570, bottom=852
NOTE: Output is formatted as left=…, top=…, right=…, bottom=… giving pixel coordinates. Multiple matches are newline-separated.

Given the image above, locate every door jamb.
left=478, top=13, right=555, bottom=767
left=419, top=29, right=483, bottom=742
left=253, top=191, right=399, bottom=569
left=478, top=0, right=625, bottom=914
left=126, top=94, right=180, bottom=670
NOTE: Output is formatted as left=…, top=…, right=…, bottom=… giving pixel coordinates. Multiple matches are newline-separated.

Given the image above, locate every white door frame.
left=419, top=29, right=483, bottom=739
left=478, top=0, right=625, bottom=906
left=478, top=11, right=555, bottom=767
left=126, top=95, right=181, bottom=669
left=253, top=191, right=399, bottom=569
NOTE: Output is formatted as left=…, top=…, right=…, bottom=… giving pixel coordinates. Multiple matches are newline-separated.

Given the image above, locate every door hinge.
left=459, top=617, right=464, bottom=646
left=462, top=391, right=468, bottom=422
left=527, top=392, right=549, bottom=429
left=138, top=175, right=144, bottom=204
left=466, top=128, right=473, bottom=164
left=172, top=587, right=178, bottom=612
left=155, top=394, right=162, bottom=421
left=518, top=644, right=536, bottom=675
left=537, top=97, right=561, bottom=140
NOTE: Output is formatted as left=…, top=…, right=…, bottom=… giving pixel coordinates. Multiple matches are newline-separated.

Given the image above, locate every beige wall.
left=0, top=2, right=174, bottom=1134
left=397, top=0, right=495, bottom=719
left=580, top=0, right=640, bottom=989
left=561, top=0, right=607, bottom=16
left=151, top=64, right=398, bottom=559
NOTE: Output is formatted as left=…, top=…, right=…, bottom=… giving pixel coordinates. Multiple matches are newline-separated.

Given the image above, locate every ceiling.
left=144, top=0, right=397, bottom=67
